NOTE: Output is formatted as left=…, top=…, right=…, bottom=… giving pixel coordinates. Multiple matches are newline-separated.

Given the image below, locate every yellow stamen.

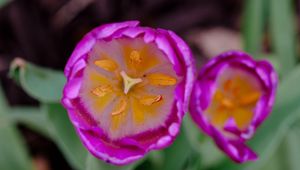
left=146, top=73, right=177, bottom=86
left=140, top=95, right=163, bottom=106
left=111, top=98, right=127, bottom=116
left=130, top=50, right=142, bottom=63
left=91, top=85, right=112, bottom=97
left=120, top=71, right=142, bottom=94
left=239, top=92, right=261, bottom=106
left=94, top=59, right=117, bottom=72
left=207, top=75, right=261, bottom=129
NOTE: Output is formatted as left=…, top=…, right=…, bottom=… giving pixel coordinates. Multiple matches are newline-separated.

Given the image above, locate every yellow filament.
left=111, top=99, right=127, bottom=116
left=147, top=73, right=177, bottom=86
left=140, top=95, right=163, bottom=106
left=91, top=85, right=112, bottom=97
left=94, top=59, right=117, bottom=72
left=130, top=50, right=142, bottom=63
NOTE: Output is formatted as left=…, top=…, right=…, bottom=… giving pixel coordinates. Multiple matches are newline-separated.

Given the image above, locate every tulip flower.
left=189, top=51, right=277, bottom=163
left=61, top=21, right=195, bottom=165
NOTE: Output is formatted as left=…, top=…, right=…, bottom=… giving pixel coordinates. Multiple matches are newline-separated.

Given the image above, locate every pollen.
left=146, top=73, right=177, bottom=86
left=140, top=95, right=163, bottom=106
left=94, top=59, right=118, bottom=72
left=91, top=85, right=113, bottom=97
left=111, top=98, right=127, bottom=116
left=130, top=50, right=142, bottom=63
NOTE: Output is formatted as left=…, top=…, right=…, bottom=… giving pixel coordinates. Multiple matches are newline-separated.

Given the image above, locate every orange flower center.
left=205, top=67, right=262, bottom=130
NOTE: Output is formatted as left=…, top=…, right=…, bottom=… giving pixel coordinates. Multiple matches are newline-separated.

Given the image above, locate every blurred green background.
left=0, top=0, right=300, bottom=169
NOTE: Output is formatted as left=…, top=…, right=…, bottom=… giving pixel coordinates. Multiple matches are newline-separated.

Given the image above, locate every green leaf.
left=282, top=129, right=300, bottom=170
left=242, top=106, right=300, bottom=170
left=9, top=107, right=51, bottom=138
left=270, top=0, right=296, bottom=74
left=183, top=114, right=204, bottom=153
left=185, top=152, right=202, bottom=170
left=9, top=58, right=65, bottom=103
left=259, top=141, right=284, bottom=170
left=276, top=65, right=300, bottom=107
left=44, top=103, right=88, bottom=170
left=147, top=151, right=164, bottom=169
left=258, top=124, right=300, bottom=170
left=197, top=138, right=224, bottom=168
left=183, top=115, right=224, bottom=168
left=0, top=86, right=32, bottom=170
left=0, top=0, right=11, bottom=8
left=242, top=0, right=266, bottom=56
left=85, top=154, right=142, bottom=170
left=160, top=127, right=192, bottom=170
left=0, top=124, right=33, bottom=170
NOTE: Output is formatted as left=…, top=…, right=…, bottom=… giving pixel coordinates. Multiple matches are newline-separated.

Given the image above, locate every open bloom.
left=189, top=51, right=277, bottom=163
left=61, top=21, right=195, bottom=165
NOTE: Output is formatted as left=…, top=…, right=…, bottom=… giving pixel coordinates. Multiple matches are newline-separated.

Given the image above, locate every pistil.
left=120, top=71, right=142, bottom=94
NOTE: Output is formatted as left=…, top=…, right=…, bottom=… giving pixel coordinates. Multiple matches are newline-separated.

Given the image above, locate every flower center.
left=205, top=68, right=262, bottom=130
left=80, top=38, right=180, bottom=139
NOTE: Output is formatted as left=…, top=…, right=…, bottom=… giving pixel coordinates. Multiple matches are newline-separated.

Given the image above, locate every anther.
left=91, top=85, right=112, bottom=97
left=140, top=95, right=163, bottom=106
left=130, top=50, right=142, bottom=63
left=146, top=73, right=177, bottom=86
left=94, top=59, right=117, bottom=72
left=111, top=99, right=127, bottom=116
